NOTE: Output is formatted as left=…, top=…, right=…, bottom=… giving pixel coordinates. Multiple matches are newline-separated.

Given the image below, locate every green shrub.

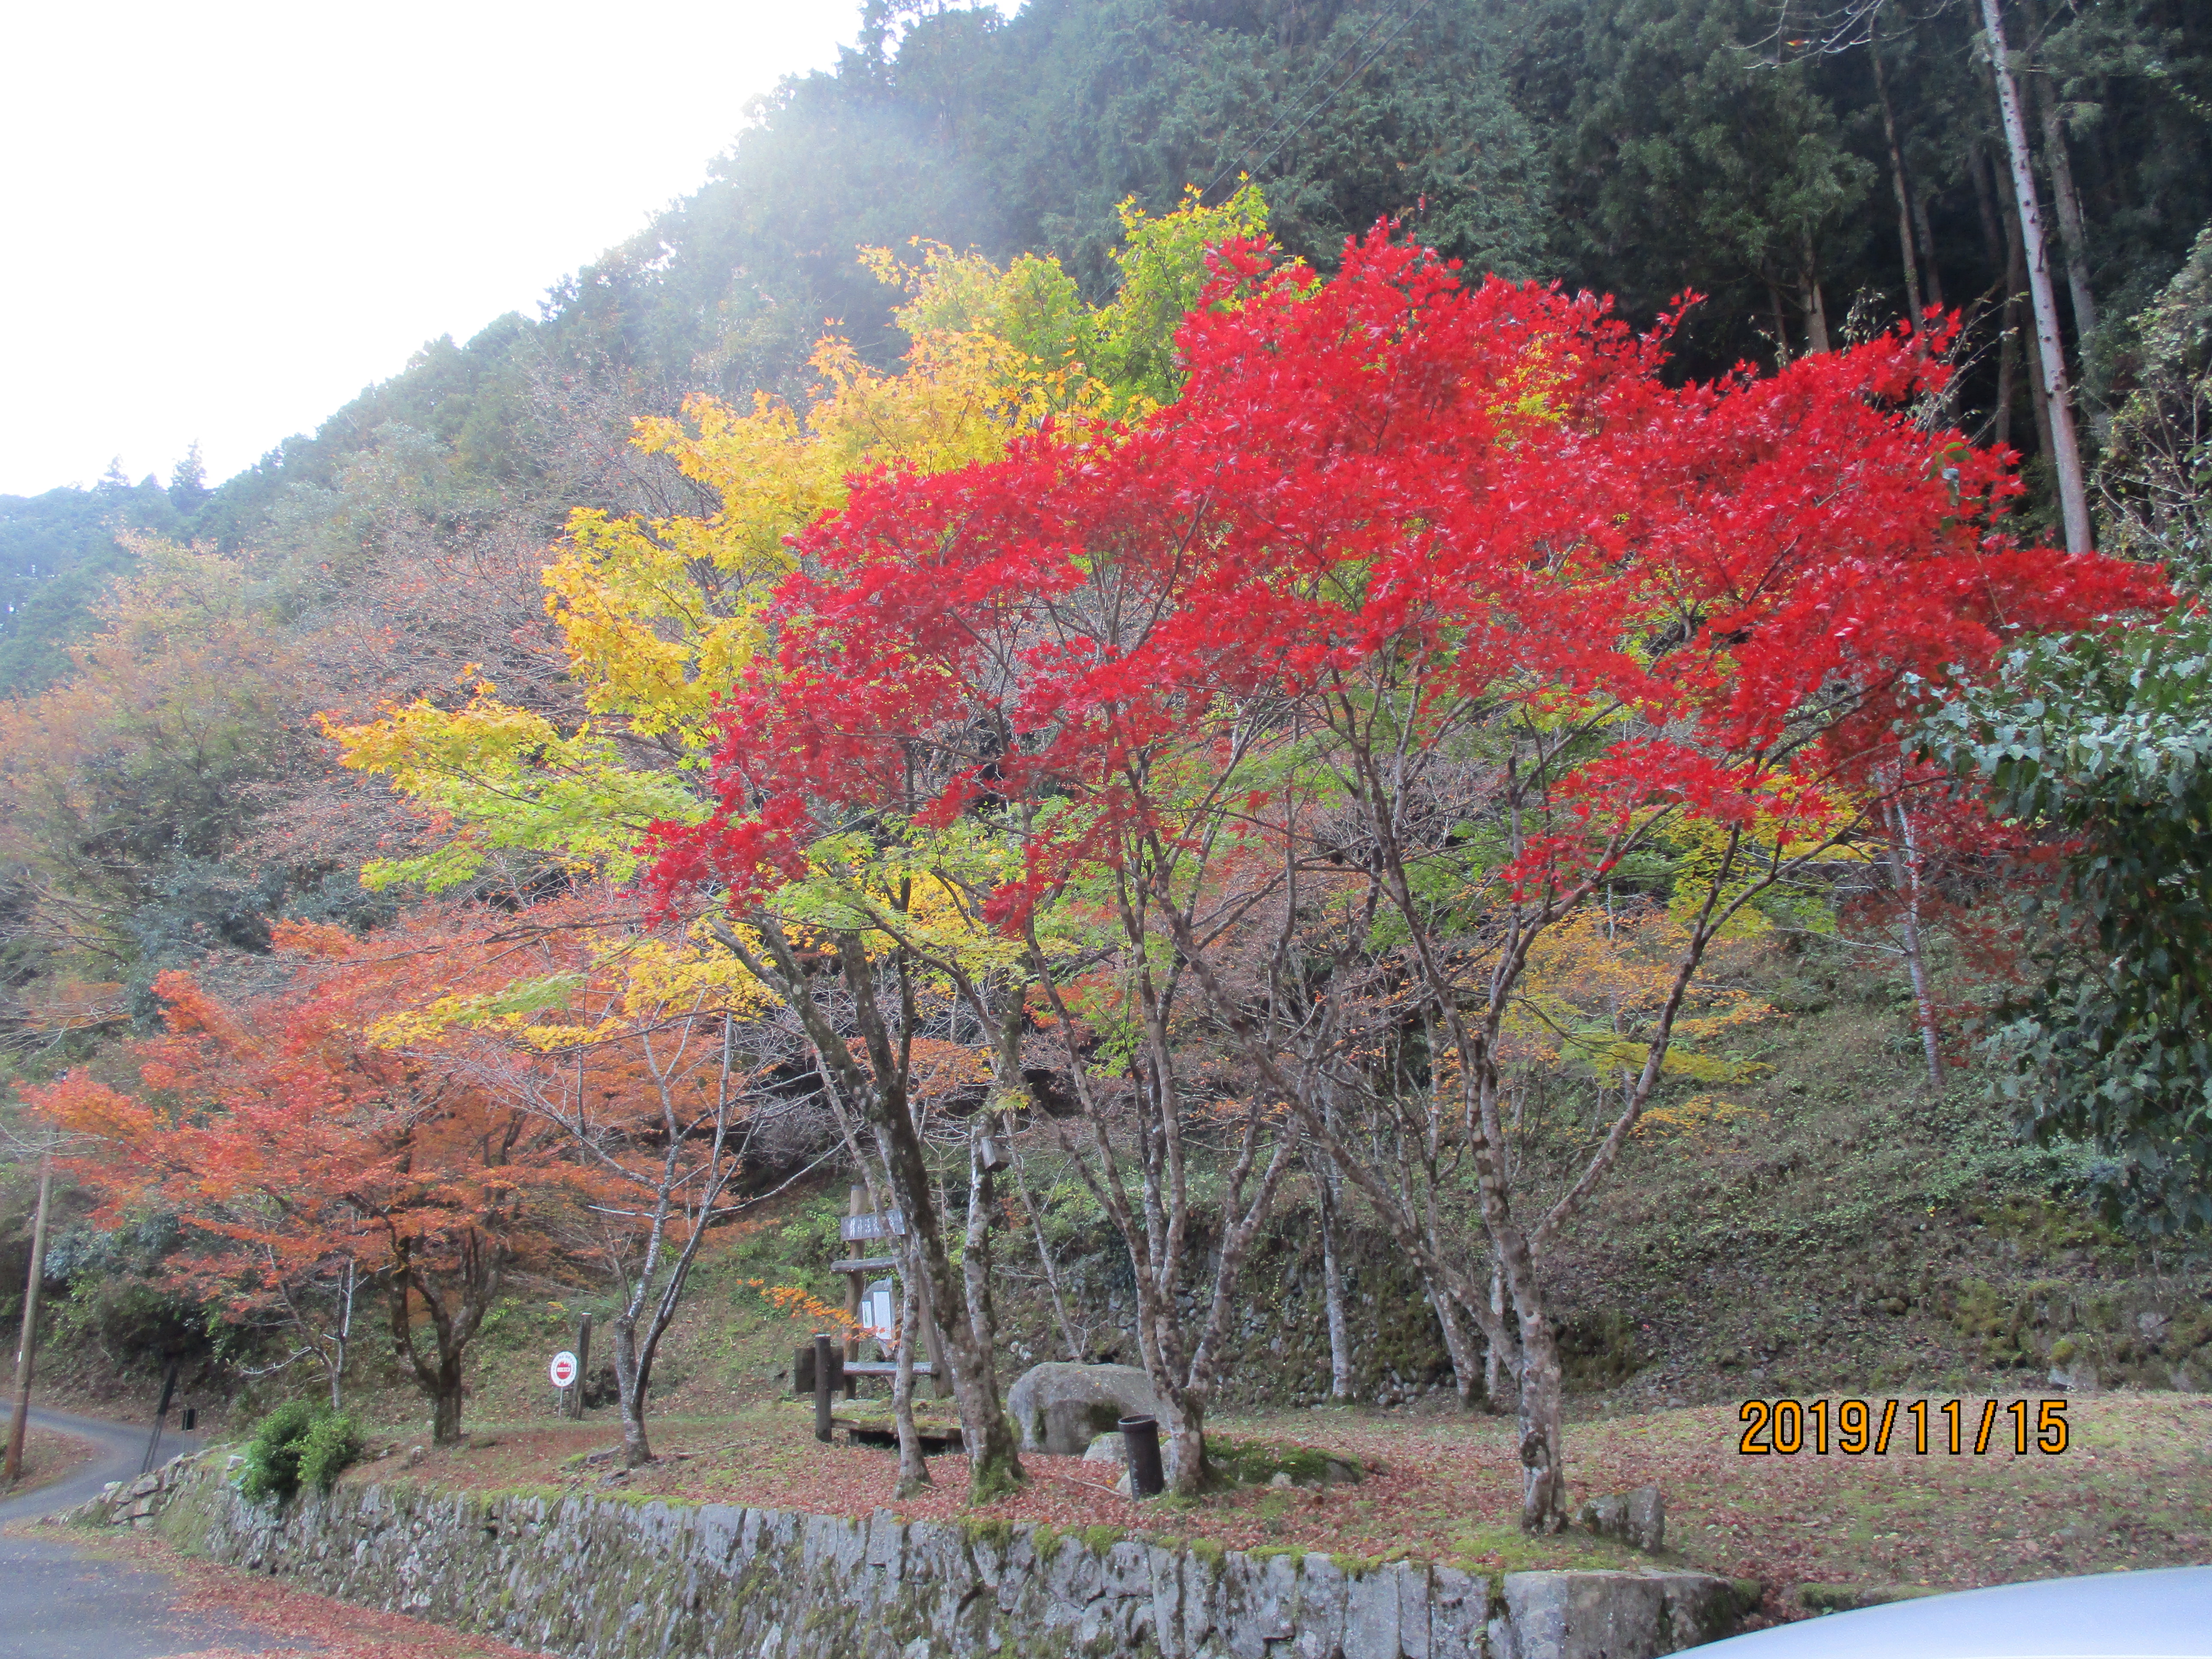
left=239, top=1401, right=321, bottom=1504
left=298, top=1411, right=366, bottom=1494
left=239, top=1402, right=365, bottom=1504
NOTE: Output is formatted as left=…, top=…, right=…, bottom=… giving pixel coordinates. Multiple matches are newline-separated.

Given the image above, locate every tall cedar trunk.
left=2034, top=75, right=2098, bottom=343
left=1870, top=18, right=1924, bottom=321
left=1913, top=191, right=1945, bottom=310
left=1979, top=0, right=2093, bottom=552
left=1768, top=282, right=1792, bottom=368
left=2022, top=0, right=2098, bottom=349
left=1802, top=253, right=1833, bottom=354
left=2000, top=177, right=2060, bottom=466
left=1975, top=155, right=2021, bottom=450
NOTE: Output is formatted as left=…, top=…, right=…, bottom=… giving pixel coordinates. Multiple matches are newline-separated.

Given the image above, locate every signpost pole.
left=569, top=1313, right=592, bottom=1419
left=812, top=1334, right=835, bottom=1443
left=843, top=1186, right=866, bottom=1400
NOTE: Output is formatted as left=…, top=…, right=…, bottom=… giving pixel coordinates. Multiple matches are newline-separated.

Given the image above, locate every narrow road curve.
left=0, top=1402, right=301, bottom=1658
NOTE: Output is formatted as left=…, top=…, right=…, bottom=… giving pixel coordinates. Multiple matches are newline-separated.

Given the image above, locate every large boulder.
left=1006, top=1362, right=1163, bottom=1455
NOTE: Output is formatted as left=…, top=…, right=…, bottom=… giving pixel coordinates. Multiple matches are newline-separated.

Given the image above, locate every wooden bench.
left=835, top=1413, right=962, bottom=1455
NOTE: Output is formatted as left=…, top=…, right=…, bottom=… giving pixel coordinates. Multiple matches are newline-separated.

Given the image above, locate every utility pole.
left=1978, top=0, right=2092, bottom=554
left=5, top=1152, right=54, bottom=1484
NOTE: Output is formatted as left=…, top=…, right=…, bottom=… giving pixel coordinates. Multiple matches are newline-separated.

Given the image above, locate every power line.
left=1196, top=0, right=1437, bottom=206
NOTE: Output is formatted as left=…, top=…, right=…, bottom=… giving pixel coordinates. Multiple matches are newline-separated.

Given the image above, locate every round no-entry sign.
left=549, top=1350, right=579, bottom=1389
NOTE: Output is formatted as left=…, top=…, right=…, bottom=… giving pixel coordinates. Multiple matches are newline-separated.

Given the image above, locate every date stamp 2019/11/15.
left=1738, top=1397, right=2071, bottom=1456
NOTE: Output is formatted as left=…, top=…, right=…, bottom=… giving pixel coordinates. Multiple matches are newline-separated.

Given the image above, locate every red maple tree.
left=651, top=228, right=2160, bottom=1522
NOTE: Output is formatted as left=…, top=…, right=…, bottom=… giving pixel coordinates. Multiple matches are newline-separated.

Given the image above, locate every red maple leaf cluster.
left=650, top=229, right=2158, bottom=917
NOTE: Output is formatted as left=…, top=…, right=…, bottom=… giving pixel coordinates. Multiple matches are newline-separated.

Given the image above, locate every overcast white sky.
left=1, top=1, right=998, bottom=499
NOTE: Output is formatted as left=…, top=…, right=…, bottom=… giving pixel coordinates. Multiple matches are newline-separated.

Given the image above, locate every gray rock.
left=1626, top=1486, right=1665, bottom=1553
left=1575, top=1484, right=1665, bottom=1553
left=1006, top=1361, right=1164, bottom=1455
left=1083, top=1431, right=1128, bottom=1465
left=1506, top=1572, right=1668, bottom=1659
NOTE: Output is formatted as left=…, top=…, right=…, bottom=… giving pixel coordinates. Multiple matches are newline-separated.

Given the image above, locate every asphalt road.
left=0, top=1402, right=303, bottom=1658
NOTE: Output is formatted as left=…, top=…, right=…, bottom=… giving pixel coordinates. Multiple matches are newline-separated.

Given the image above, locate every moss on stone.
left=967, top=1450, right=1024, bottom=1507
left=1079, top=1523, right=1123, bottom=1555
left=960, top=1515, right=1017, bottom=1552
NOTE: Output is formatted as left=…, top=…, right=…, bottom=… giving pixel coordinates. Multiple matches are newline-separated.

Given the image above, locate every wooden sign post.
left=830, top=1202, right=951, bottom=1399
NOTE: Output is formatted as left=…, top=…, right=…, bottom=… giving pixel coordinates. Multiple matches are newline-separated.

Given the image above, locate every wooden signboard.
left=839, top=1208, right=907, bottom=1243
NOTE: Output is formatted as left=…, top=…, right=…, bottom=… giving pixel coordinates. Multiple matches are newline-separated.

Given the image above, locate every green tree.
left=1561, top=0, right=1874, bottom=361
left=1923, top=232, right=2212, bottom=1234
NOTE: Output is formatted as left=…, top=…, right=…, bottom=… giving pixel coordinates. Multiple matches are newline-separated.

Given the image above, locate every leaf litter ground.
left=372, top=1391, right=2212, bottom=1615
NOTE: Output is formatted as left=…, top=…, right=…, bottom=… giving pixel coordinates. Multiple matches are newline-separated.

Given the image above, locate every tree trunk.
left=1887, top=792, right=1945, bottom=1093
left=2000, top=177, right=2060, bottom=467
left=1513, top=1302, right=1568, bottom=1531
left=1477, top=1190, right=1567, bottom=1530
left=960, top=1115, right=1009, bottom=1449
left=612, top=1318, right=652, bottom=1467
left=4, top=1153, right=52, bottom=1484
left=1483, top=1259, right=1510, bottom=1408
left=1912, top=190, right=1945, bottom=310
left=718, top=916, right=1026, bottom=1504
left=1801, top=250, right=1833, bottom=354
left=1973, top=145, right=2022, bottom=450
left=1160, top=1385, right=1209, bottom=1495
left=2023, top=6, right=2097, bottom=349
left=1315, top=1154, right=1353, bottom=1401
left=322, top=1259, right=355, bottom=1412
left=1429, top=1276, right=1484, bottom=1410
left=1870, top=19, right=1925, bottom=322
left=1979, top=0, right=2093, bottom=552
left=1010, top=1148, right=1083, bottom=1362
left=431, top=1364, right=464, bottom=1446
left=892, top=1242, right=930, bottom=1497
left=834, top=938, right=1023, bottom=1503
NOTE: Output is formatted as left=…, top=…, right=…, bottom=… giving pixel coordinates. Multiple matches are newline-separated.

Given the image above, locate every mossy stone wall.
left=150, top=1458, right=1744, bottom=1659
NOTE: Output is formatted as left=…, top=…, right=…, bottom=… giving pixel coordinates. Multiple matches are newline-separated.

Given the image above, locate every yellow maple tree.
left=331, top=186, right=1270, bottom=895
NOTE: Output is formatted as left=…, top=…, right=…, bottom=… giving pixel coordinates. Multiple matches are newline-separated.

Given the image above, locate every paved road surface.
left=0, top=1402, right=303, bottom=1658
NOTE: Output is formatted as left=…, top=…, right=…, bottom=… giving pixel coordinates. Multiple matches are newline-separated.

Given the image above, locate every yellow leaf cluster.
left=330, top=189, right=1276, bottom=907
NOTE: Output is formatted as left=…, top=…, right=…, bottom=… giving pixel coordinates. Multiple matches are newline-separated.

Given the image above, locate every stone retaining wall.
left=90, top=1455, right=1748, bottom=1659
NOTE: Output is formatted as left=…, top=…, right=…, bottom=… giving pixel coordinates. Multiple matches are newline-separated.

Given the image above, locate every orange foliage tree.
left=27, top=915, right=578, bottom=1443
